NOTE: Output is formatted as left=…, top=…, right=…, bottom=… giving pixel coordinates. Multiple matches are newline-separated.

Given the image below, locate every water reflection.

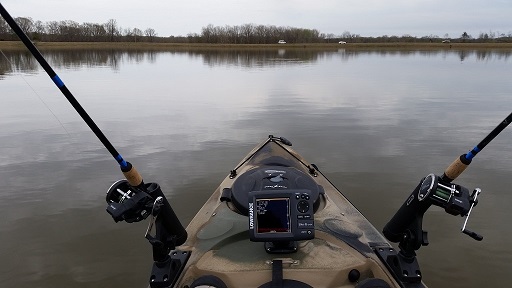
left=0, top=49, right=160, bottom=75
left=0, top=47, right=511, bottom=288
left=1, top=48, right=510, bottom=77
left=0, top=50, right=39, bottom=76
left=195, top=49, right=323, bottom=67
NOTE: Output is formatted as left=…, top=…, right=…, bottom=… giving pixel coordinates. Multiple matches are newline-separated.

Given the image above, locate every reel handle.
left=462, top=229, right=483, bottom=241
left=460, top=188, right=483, bottom=241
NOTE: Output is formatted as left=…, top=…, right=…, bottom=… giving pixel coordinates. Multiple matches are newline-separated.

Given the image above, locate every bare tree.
left=325, top=33, right=335, bottom=42
left=341, top=31, right=351, bottom=40
left=132, top=28, right=142, bottom=42
left=254, top=25, right=266, bottom=44
left=45, top=21, right=61, bottom=41
left=479, top=32, right=489, bottom=40
left=218, top=26, right=228, bottom=43
left=201, top=24, right=214, bottom=43
left=461, top=31, right=471, bottom=42
left=104, top=19, right=118, bottom=42
left=82, top=22, right=96, bottom=39
left=59, top=20, right=81, bottom=41
left=240, top=23, right=254, bottom=44
left=144, top=28, right=157, bottom=42
left=33, top=20, right=46, bottom=34
left=0, top=16, right=10, bottom=37
left=91, top=24, right=106, bottom=41
left=267, top=25, right=279, bottom=42
left=187, top=32, right=201, bottom=43
left=14, top=17, right=34, bottom=34
left=225, top=25, right=240, bottom=44
left=31, top=20, right=47, bottom=41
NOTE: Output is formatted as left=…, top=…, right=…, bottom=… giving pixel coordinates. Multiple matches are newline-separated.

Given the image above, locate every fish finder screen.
left=255, top=198, right=290, bottom=233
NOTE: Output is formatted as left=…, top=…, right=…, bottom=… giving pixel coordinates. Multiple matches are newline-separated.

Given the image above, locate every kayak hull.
left=171, top=137, right=421, bottom=288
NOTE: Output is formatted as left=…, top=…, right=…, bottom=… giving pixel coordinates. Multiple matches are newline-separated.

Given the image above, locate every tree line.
left=1, top=16, right=511, bottom=44
left=184, top=27, right=512, bottom=44
left=190, top=24, right=322, bottom=44
left=0, top=17, right=158, bottom=42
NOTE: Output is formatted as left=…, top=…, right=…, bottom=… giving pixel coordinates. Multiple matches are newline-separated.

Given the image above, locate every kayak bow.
left=108, top=135, right=484, bottom=287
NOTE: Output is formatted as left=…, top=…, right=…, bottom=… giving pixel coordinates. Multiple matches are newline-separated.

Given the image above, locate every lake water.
left=0, top=47, right=511, bottom=288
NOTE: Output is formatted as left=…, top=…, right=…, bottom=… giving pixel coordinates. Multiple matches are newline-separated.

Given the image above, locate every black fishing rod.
left=2, top=5, right=189, bottom=285
left=383, top=111, right=512, bottom=243
left=441, top=111, right=512, bottom=182
left=0, top=3, right=143, bottom=188
left=380, top=113, right=511, bottom=285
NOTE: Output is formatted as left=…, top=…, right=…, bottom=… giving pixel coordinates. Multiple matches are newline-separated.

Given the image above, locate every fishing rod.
left=383, top=111, right=512, bottom=243
left=441, top=111, right=512, bottom=182
left=380, top=112, right=511, bottom=284
left=1, top=4, right=189, bottom=286
left=0, top=3, right=143, bottom=188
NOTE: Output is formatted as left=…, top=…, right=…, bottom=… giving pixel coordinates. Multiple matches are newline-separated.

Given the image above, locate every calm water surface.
left=1, top=48, right=511, bottom=288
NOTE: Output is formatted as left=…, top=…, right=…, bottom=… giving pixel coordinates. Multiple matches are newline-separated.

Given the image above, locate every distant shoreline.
left=1, top=41, right=511, bottom=50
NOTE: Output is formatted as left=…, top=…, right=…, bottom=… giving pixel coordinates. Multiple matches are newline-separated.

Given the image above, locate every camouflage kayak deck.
left=170, top=137, right=421, bottom=288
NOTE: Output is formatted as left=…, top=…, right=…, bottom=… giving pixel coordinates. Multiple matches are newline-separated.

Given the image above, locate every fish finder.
left=226, top=165, right=321, bottom=253
left=248, top=189, right=315, bottom=243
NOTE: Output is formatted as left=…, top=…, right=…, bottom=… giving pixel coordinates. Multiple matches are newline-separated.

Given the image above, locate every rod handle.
left=441, top=154, right=472, bottom=182
left=121, top=162, right=144, bottom=187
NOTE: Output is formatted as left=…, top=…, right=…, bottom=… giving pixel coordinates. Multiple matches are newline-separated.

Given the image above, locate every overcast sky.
left=1, top=0, right=511, bottom=38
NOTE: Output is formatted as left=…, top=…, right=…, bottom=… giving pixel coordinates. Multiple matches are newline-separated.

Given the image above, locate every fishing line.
left=1, top=3, right=145, bottom=189
left=0, top=48, right=72, bottom=138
